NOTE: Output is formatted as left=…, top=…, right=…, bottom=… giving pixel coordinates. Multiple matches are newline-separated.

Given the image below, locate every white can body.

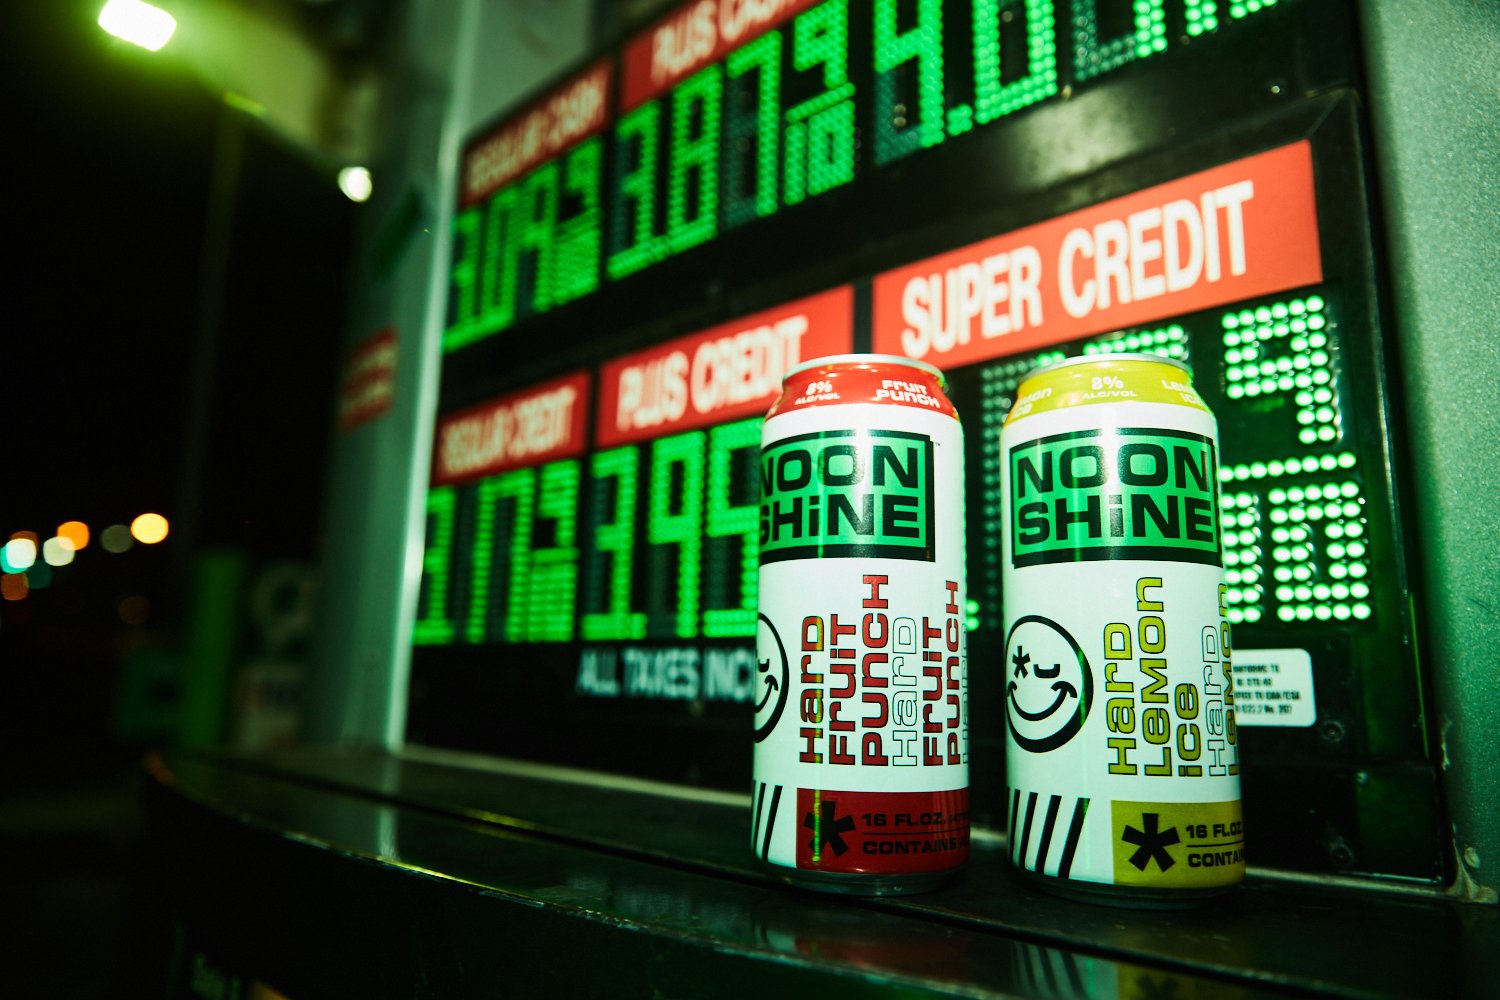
left=1000, top=356, right=1243, bottom=899
left=753, top=357, right=968, bottom=892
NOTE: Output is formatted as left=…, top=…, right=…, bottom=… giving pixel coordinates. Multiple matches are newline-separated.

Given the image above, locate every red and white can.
left=752, top=354, right=969, bottom=894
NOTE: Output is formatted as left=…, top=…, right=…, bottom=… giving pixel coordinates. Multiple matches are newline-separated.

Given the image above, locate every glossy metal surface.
left=137, top=749, right=1500, bottom=998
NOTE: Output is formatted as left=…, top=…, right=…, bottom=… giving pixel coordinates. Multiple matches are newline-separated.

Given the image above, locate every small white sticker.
left=1232, top=648, right=1316, bottom=727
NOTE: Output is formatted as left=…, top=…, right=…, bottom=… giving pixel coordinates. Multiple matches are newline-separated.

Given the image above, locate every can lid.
left=782, top=353, right=946, bottom=384
left=1023, top=352, right=1191, bottom=381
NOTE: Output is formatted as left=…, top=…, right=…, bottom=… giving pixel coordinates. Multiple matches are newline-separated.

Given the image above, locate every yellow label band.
left=1008, top=359, right=1209, bottom=424
left=1110, top=799, right=1245, bottom=887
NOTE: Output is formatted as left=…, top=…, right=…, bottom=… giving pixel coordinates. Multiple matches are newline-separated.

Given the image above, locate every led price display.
left=446, top=62, right=614, bottom=351
left=417, top=288, right=855, bottom=646
left=416, top=0, right=1442, bottom=879
left=443, top=0, right=1296, bottom=353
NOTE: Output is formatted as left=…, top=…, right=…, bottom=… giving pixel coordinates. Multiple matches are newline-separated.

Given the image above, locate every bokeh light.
left=58, top=521, right=91, bottom=550
left=2, top=538, right=37, bottom=572
left=118, top=595, right=152, bottom=625
left=338, top=166, right=373, bottom=203
left=1, top=573, right=28, bottom=601
left=101, top=525, right=135, bottom=553
left=131, top=513, right=169, bottom=545
left=43, top=537, right=76, bottom=567
left=98, top=0, right=177, bottom=52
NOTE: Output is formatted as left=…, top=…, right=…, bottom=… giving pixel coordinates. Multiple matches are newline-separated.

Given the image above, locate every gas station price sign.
left=446, top=61, right=614, bottom=351
left=417, top=0, right=1445, bottom=880
left=443, top=0, right=1302, bottom=354
left=416, top=287, right=853, bottom=648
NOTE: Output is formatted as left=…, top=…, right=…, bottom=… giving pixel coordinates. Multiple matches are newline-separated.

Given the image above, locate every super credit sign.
left=873, top=142, right=1323, bottom=367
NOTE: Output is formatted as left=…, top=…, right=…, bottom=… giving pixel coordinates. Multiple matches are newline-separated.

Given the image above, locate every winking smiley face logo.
left=1005, top=615, right=1092, bottom=753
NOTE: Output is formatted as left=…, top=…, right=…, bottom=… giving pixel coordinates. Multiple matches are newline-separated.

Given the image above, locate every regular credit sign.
left=873, top=142, right=1323, bottom=367
left=432, top=371, right=591, bottom=486
left=597, top=286, right=853, bottom=447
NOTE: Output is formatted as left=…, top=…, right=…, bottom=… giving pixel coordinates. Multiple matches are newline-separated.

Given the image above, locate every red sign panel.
left=432, top=371, right=591, bottom=486
left=872, top=141, right=1323, bottom=369
left=460, top=59, right=613, bottom=208
left=620, top=0, right=824, bottom=112
left=597, top=286, right=854, bottom=447
left=339, top=328, right=397, bottom=431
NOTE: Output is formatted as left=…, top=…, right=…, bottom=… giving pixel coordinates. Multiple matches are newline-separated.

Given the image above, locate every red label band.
left=795, top=788, right=969, bottom=874
left=873, top=141, right=1323, bottom=369
left=431, top=371, right=591, bottom=486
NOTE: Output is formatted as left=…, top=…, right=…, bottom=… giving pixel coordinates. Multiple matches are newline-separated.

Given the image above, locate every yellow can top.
left=1006, top=353, right=1209, bottom=425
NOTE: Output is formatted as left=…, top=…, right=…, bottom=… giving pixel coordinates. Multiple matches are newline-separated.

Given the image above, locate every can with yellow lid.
left=1000, top=353, right=1242, bottom=906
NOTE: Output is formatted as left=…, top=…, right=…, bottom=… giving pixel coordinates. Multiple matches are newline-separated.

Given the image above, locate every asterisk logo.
left=1011, top=646, right=1031, bottom=678
left=1122, top=812, right=1180, bottom=872
left=804, top=799, right=856, bottom=856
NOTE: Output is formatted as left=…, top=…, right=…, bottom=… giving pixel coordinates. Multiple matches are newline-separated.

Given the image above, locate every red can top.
left=769, top=354, right=957, bottom=419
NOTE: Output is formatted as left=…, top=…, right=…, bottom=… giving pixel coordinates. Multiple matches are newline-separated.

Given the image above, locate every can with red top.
left=752, top=354, right=968, bottom=894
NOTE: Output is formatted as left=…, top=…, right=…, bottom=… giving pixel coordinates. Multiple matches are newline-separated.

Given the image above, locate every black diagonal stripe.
left=760, top=785, right=783, bottom=860
left=752, top=782, right=767, bottom=852
left=1008, top=787, right=1021, bottom=863
left=1057, top=798, right=1090, bottom=879
left=1016, top=792, right=1039, bottom=869
left=1033, top=794, right=1063, bottom=875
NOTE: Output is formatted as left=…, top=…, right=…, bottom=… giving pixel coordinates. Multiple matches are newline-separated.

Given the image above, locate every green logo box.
left=1008, top=428, right=1221, bottom=568
left=760, top=429, right=935, bottom=564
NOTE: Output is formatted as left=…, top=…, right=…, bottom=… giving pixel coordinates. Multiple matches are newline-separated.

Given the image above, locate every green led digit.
left=524, top=460, right=580, bottom=642
left=649, top=430, right=706, bottom=639
left=786, top=0, right=856, bottom=203
left=467, top=468, right=535, bottom=644
left=1216, top=489, right=1264, bottom=625
left=413, top=487, right=457, bottom=645
left=444, top=207, right=481, bottom=352
left=874, top=0, right=945, bottom=165
left=478, top=186, right=518, bottom=338
left=703, top=419, right=760, bottom=638
left=973, top=0, right=1058, bottom=125
left=1220, top=296, right=1340, bottom=445
left=666, top=66, right=723, bottom=256
left=550, top=137, right=603, bottom=307
left=1183, top=0, right=1220, bottom=36
left=510, top=163, right=560, bottom=314
left=608, top=101, right=664, bottom=280
left=1072, top=0, right=1167, bottom=82
left=1216, top=453, right=1368, bottom=624
left=582, top=446, right=646, bottom=641
left=1229, top=0, right=1278, bottom=21
left=724, top=30, right=782, bottom=228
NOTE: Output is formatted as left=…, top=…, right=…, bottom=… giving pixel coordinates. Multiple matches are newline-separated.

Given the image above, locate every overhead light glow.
left=58, top=521, right=91, bottom=550
left=338, top=166, right=373, bottom=203
left=131, top=512, right=170, bottom=544
left=101, top=525, right=135, bottom=553
left=98, top=0, right=177, bottom=52
left=43, top=537, right=76, bottom=567
left=2, top=539, right=37, bottom=573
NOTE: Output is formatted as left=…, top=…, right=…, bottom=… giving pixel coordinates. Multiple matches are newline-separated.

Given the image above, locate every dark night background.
left=3, top=3, right=357, bottom=992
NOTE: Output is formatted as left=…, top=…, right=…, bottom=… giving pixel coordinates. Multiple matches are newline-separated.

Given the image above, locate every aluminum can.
left=1000, top=353, right=1242, bottom=905
left=753, top=354, right=968, bottom=895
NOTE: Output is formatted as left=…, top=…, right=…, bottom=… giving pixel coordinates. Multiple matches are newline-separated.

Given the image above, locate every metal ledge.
left=136, top=748, right=1500, bottom=998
